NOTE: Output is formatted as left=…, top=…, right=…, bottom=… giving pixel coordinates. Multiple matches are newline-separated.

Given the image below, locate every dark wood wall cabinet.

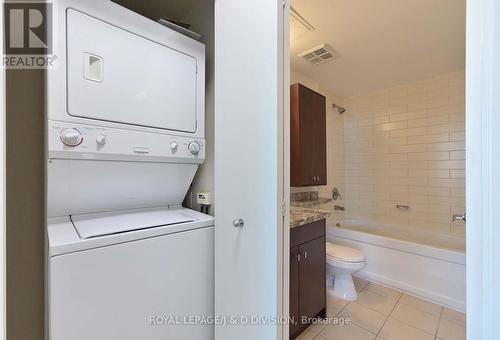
left=289, top=219, right=326, bottom=339
left=290, top=83, right=327, bottom=187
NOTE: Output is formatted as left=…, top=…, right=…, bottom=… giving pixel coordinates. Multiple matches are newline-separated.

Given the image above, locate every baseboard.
left=355, top=271, right=466, bottom=313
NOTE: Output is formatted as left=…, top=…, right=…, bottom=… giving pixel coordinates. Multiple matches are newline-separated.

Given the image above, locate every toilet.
left=326, top=242, right=366, bottom=301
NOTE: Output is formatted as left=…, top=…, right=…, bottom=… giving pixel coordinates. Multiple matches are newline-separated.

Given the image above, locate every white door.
left=214, top=1, right=285, bottom=339
left=0, top=3, right=5, bottom=338
left=466, top=0, right=500, bottom=339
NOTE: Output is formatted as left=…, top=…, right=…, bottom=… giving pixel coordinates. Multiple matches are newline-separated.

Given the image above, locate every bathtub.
left=327, top=219, right=466, bottom=312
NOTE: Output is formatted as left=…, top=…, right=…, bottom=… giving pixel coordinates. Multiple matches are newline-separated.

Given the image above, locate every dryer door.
left=66, top=9, right=198, bottom=133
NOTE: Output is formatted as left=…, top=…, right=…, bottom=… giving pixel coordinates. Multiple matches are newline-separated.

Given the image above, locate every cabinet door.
left=298, top=236, right=326, bottom=320
left=312, top=94, right=327, bottom=185
left=297, top=85, right=319, bottom=186
left=290, top=84, right=327, bottom=186
left=291, top=84, right=315, bottom=186
left=289, top=246, right=301, bottom=338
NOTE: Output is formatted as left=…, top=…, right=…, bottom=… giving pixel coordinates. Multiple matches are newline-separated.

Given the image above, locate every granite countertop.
left=290, top=197, right=332, bottom=208
left=290, top=206, right=331, bottom=229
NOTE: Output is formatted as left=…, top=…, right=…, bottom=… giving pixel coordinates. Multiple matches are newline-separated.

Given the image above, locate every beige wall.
left=181, top=1, right=215, bottom=214
left=343, top=71, right=466, bottom=237
left=290, top=70, right=346, bottom=225
left=6, top=69, right=45, bottom=339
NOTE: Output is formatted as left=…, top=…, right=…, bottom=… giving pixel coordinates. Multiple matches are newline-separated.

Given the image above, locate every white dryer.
left=46, top=1, right=212, bottom=339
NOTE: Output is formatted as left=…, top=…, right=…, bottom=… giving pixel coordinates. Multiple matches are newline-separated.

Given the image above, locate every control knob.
left=96, top=134, right=107, bottom=145
left=60, top=128, right=83, bottom=147
left=188, top=141, right=201, bottom=155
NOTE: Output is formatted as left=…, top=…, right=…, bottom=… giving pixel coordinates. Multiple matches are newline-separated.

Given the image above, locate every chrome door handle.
left=452, top=214, right=466, bottom=224
left=232, top=218, right=244, bottom=227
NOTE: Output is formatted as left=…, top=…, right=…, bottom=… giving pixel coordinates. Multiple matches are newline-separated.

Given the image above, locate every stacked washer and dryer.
left=46, top=1, right=213, bottom=339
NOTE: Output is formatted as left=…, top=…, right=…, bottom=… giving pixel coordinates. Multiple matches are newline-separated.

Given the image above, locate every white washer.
left=48, top=207, right=214, bottom=340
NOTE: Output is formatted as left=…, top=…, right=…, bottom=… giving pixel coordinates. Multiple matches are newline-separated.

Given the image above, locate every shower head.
left=332, top=103, right=346, bottom=114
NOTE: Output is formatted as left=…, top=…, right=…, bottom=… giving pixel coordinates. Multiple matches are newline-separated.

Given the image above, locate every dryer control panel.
left=48, top=120, right=205, bottom=163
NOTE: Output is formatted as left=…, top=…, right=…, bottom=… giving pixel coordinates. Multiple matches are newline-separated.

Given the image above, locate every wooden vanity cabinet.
left=289, top=219, right=326, bottom=339
left=290, top=83, right=327, bottom=187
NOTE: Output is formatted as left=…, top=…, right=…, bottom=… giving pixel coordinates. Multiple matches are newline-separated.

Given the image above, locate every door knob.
left=232, top=219, right=244, bottom=227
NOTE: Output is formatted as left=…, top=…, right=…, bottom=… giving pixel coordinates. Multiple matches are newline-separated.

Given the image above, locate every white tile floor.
left=296, top=276, right=466, bottom=340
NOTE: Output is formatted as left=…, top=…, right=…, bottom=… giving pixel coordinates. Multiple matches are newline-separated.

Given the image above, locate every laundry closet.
left=45, top=1, right=215, bottom=339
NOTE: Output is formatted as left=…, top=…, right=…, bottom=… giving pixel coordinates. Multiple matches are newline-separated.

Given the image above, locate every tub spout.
left=334, top=205, right=345, bottom=211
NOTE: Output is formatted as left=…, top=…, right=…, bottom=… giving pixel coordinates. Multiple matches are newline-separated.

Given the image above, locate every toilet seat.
left=326, top=256, right=366, bottom=270
left=326, top=243, right=366, bottom=263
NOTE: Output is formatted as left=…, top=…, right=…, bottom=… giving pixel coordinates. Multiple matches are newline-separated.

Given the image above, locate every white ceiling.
left=290, top=0, right=466, bottom=99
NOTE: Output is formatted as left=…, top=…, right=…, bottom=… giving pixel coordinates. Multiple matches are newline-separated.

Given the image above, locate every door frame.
left=0, top=2, right=5, bottom=338
left=279, top=0, right=500, bottom=339
left=280, top=0, right=290, bottom=339
left=465, top=0, right=500, bottom=339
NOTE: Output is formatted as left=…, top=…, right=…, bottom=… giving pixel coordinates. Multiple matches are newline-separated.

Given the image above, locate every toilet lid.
left=326, top=243, right=366, bottom=263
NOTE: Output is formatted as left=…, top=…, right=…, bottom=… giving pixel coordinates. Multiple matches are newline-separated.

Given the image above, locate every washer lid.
left=71, top=209, right=195, bottom=239
left=326, top=243, right=366, bottom=262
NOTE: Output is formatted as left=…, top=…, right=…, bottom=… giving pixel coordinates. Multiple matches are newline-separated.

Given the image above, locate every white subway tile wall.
left=317, top=92, right=345, bottom=226
left=343, top=71, right=466, bottom=237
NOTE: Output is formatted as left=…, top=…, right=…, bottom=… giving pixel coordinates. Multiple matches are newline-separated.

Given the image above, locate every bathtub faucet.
left=452, top=214, right=466, bottom=224
left=334, top=205, right=345, bottom=211
left=332, top=187, right=341, bottom=201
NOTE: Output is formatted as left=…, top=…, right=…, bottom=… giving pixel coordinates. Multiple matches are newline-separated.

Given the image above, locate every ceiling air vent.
left=298, top=44, right=337, bottom=65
